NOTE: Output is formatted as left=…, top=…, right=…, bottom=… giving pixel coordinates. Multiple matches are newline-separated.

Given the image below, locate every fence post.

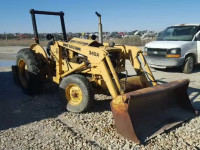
left=4, top=32, right=8, bottom=46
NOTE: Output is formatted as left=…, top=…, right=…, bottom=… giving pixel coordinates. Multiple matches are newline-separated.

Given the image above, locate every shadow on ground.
left=0, top=71, right=112, bottom=131
left=153, top=64, right=200, bottom=73
left=0, top=71, right=65, bottom=130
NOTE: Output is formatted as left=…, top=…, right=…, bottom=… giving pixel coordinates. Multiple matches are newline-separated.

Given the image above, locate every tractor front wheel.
left=59, top=74, right=93, bottom=113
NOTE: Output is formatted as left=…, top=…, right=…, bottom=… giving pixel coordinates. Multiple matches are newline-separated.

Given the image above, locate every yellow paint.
left=65, top=83, right=83, bottom=106
left=28, top=37, right=157, bottom=99
left=30, top=44, right=48, bottom=59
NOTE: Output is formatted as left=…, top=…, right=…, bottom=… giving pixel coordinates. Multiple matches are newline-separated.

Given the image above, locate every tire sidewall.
left=16, top=49, right=41, bottom=94
left=16, top=53, right=38, bottom=78
left=59, top=75, right=92, bottom=113
left=183, top=56, right=194, bottom=74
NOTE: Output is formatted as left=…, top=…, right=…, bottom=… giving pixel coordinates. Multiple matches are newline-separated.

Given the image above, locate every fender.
left=184, top=52, right=197, bottom=64
left=30, top=43, right=48, bottom=60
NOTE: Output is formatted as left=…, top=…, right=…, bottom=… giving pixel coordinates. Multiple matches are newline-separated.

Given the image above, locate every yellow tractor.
left=12, top=9, right=196, bottom=143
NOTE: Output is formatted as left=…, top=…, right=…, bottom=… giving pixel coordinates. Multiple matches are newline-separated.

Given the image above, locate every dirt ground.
left=0, top=46, right=200, bottom=149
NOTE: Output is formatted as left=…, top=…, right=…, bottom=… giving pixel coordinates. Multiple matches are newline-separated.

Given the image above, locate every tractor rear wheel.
left=16, top=48, right=42, bottom=94
left=59, top=74, right=94, bottom=113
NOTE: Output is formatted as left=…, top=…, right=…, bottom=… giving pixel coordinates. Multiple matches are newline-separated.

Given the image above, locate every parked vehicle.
left=144, top=24, right=200, bottom=73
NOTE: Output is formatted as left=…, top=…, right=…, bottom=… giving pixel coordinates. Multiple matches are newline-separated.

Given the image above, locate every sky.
left=0, top=0, right=200, bottom=33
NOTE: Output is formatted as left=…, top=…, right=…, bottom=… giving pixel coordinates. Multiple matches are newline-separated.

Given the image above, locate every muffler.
left=111, top=79, right=196, bottom=143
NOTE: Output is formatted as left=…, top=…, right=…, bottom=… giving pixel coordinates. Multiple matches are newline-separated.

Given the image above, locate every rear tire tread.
left=16, top=48, right=42, bottom=95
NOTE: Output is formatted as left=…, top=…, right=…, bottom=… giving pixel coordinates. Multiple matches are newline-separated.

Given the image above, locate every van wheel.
left=182, top=56, right=194, bottom=74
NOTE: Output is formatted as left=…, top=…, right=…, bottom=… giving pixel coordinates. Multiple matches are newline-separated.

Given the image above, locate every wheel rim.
left=18, top=59, right=29, bottom=88
left=65, top=84, right=83, bottom=106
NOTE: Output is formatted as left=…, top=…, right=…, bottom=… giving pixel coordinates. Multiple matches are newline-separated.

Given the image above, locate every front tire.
left=182, top=56, right=194, bottom=74
left=59, top=74, right=93, bottom=113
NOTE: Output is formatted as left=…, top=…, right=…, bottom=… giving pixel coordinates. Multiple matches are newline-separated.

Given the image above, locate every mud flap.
left=111, top=79, right=196, bottom=143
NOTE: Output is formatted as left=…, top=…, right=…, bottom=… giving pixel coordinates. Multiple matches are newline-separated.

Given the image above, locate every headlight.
left=170, top=49, right=178, bottom=54
left=144, top=47, right=148, bottom=55
left=144, top=47, right=148, bottom=52
left=166, top=48, right=181, bottom=58
left=167, top=48, right=181, bottom=55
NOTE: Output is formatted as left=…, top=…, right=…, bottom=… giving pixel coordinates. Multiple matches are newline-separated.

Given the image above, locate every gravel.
left=0, top=46, right=200, bottom=149
left=0, top=88, right=199, bottom=149
left=0, top=119, right=104, bottom=150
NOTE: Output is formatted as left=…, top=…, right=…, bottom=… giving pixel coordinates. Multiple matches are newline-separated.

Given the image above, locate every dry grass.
left=0, top=39, right=48, bottom=46
left=0, top=36, right=155, bottom=47
left=105, top=35, right=155, bottom=46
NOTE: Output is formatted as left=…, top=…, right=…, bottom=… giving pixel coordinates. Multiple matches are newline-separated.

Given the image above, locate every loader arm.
left=116, top=45, right=157, bottom=86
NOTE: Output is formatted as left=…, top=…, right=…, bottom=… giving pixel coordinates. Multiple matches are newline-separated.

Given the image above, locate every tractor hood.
left=69, top=38, right=103, bottom=47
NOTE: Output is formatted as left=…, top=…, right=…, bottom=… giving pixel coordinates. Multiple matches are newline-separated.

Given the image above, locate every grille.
left=147, top=48, right=167, bottom=57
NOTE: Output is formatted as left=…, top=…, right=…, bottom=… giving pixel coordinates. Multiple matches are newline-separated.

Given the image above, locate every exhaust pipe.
left=95, top=12, right=103, bottom=44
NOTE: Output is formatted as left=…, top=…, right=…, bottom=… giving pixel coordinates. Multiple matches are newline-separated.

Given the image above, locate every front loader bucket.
left=111, top=79, right=196, bottom=143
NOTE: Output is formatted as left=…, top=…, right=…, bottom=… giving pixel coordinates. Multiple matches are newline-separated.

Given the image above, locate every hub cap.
left=65, top=84, right=83, bottom=106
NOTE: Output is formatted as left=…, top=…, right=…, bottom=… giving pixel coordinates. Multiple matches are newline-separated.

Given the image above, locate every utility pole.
left=4, top=32, right=8, bottom=46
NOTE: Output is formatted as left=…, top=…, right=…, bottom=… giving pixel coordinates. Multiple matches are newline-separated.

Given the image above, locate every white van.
left=144, top=24, right=200, bottom=73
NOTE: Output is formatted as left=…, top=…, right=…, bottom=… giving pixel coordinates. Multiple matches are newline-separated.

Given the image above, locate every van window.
left=157, top=26, right=199, bottom=41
